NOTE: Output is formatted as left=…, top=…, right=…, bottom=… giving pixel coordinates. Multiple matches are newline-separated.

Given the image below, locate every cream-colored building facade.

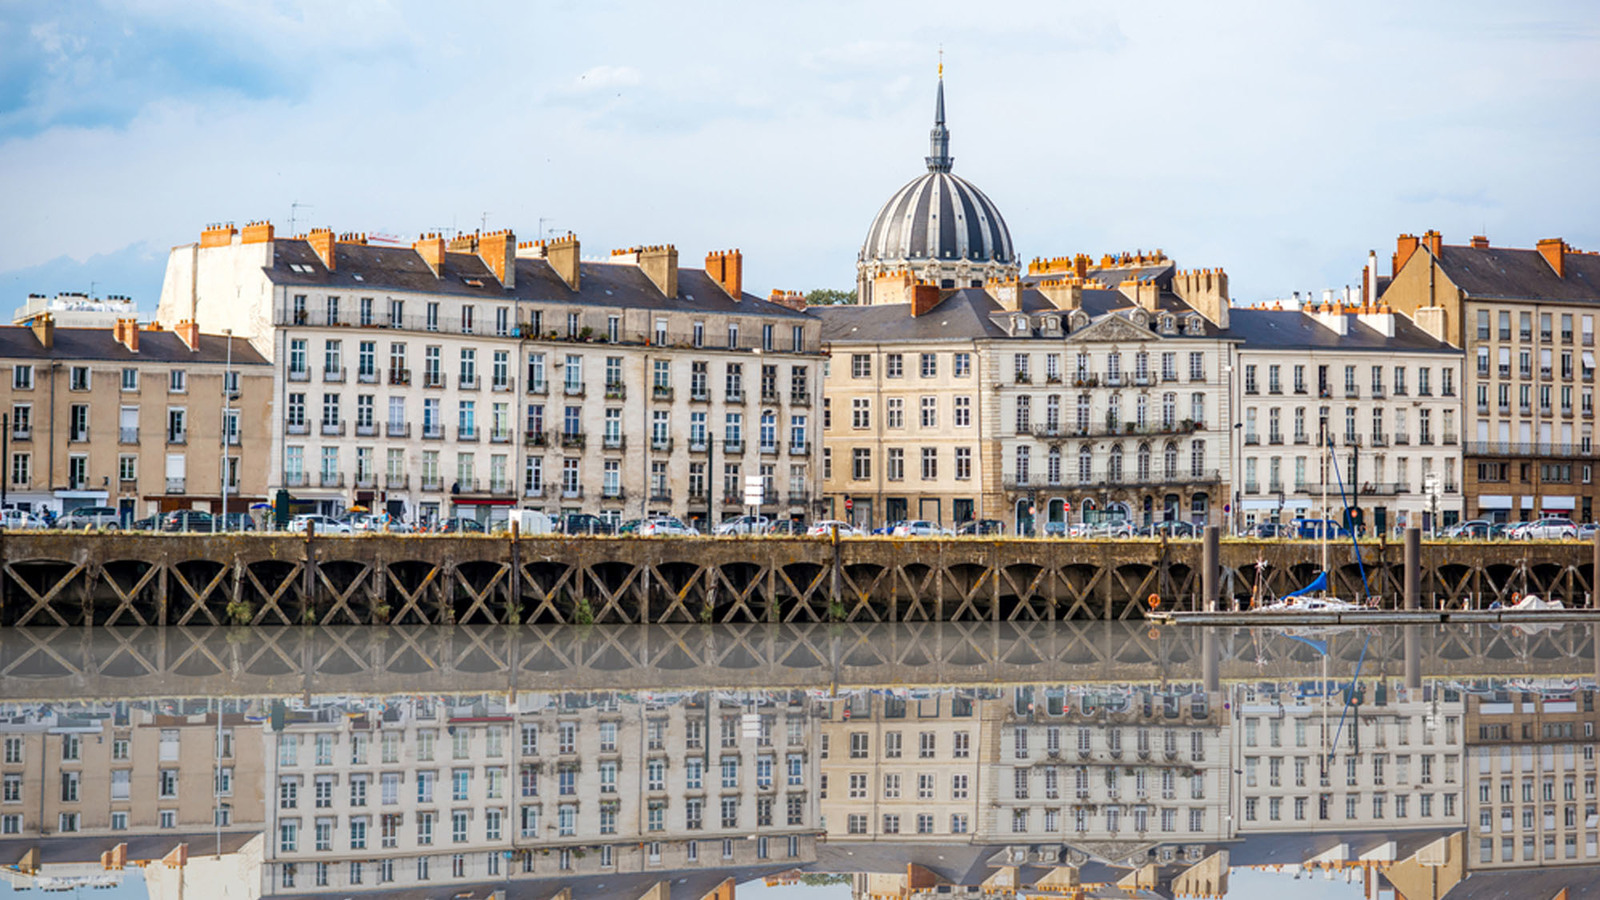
left=0, top=318, right=273, bottom=521
left=1231, top=304, right=1465, bottom=534
left=157, top=222, right=823, bottom=529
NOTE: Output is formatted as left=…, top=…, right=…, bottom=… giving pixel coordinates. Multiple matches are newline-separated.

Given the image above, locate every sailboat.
left=1254, top=423, right=1373, bottom=615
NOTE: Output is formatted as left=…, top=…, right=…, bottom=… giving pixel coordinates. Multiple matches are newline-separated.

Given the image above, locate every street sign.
left=743, top=474, right=764, bottom=506
left=845, top=497, right=854, bottom=511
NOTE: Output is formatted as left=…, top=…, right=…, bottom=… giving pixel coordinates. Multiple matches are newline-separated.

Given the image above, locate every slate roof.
left=817, top=286, right=1223, bottom=344
left=1227, top=308, right=1460, bottom=354
left=0, top=326, right=271, bottom=365
left=1438, top=864, right=1600, bottom=899
left=268, top=863, right=789, bottom=900
left=264, top=239, right=812, bottom=320
left=1434, top=244, right=1600, bottom=304
left=0, top=831, right=258, bottom=864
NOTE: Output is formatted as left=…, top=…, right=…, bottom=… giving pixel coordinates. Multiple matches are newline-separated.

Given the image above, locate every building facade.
left=0, top=317, right=273, bottom=521
left=1378, top=231, right=1598, bottom=524
left=1231, top=303, right=1465, bottom=534
left=156, top=223, right=823, bottom=529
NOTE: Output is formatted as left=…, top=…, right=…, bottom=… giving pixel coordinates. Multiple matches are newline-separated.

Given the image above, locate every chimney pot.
left=1537, top=238, right=1566, bottom=278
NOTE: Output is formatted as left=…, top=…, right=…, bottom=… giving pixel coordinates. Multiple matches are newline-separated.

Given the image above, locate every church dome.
left=857, top=74, right=1016, bottom=301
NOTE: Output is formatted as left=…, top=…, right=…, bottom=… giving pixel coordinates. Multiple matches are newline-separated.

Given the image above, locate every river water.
left=0, top=621, right=1595, bottom=898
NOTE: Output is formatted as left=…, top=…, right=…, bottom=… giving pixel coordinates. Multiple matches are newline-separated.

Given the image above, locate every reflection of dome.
left=857, top=74, right=1017, bottom=303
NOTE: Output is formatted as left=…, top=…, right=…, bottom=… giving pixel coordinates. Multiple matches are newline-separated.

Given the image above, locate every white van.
left=506, top=510, right=556, bottom=535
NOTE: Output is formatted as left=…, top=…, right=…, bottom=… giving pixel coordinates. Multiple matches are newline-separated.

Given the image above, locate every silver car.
left=1519, top=517, right=1577, bottom=540
left=59, top=506, right=121, bottom=529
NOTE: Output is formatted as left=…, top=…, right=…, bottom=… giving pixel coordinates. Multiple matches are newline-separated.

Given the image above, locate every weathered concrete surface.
left=0, top=621, right=1592, bottom=701
left=0, top=532, right=1591, bottom=625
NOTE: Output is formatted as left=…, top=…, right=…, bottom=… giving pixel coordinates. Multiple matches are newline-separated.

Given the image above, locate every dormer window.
left=1185, top=314, right=1203, bottom=334
left=1129, top=310, right=1148, bottom=328
left=1013, top=315, right=1028, bottom=334
left=1159, top=315, right=1176, bottom=335
left=1069, top=311, right=1089, bottom=331
left=1043, top=316, right=1061, bottom=334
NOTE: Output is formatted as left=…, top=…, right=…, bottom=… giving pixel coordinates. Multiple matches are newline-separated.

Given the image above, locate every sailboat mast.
left=1321, top=419, right=1330, bottom=590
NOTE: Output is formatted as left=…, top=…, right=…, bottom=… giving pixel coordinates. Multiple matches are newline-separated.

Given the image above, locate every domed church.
left=856, top=71, right=1018, bottom=304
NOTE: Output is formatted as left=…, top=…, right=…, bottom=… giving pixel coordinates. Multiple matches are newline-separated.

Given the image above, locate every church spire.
left=925, top=62, right=953, bottom=174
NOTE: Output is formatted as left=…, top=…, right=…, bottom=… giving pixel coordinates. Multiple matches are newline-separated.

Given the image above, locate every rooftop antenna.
left=538, top=217, right=557, bottom=240
left=289, top=201, right=313, bottom=235
left=480, top=211, right=491, bottom=233
left=89, top=281, right=96, bottom=299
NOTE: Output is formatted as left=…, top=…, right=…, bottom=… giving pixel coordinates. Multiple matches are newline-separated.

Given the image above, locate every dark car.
left=1248, top=522, right=1282, bottom=539
left=766, top=519, right=806, bottom=536
left=615, top=519, right=643, bottom=536
left=130, top=515, right=160, bottom=531
left=958, top=519, right=1005, bottom=536
left=1151, top=520, right=1198, bottom=538
left=436, top=517, right=486, bottom=534
left=559, top=514, right=612, bottom=536
left=162, top=510, right=216, bottom=532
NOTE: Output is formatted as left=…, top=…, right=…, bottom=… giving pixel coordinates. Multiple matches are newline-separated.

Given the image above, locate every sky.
left=1, top=0, right=1598, bottom=318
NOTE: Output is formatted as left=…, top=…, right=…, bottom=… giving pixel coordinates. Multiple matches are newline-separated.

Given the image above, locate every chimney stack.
left=175, top=320, right=200, bottom=352
left=1423, top=229, right=1443, bottom=257
left=1393, top=233, right=1420, bottom=277
left=638, top=245, right=679, bottom=299
left=307, top=228, right=336, bottom=271
left=241, top=220, right=275, bottom=244
left=478, top=229, right=516, bottom=289
left=1172, top=268, right=1230, bottom=330
left=1538, top=238, right=1566, bottom=278
left=200, top=223, right=237, bottom=248
left=30, top=314, right=53, bottom=350
left=414, top=233, right=446, bottom=277
left=910, top=281, right=942, bottom=317
left=705, top=249, right=743, bottom=300
left=113, top=318, right=140, bottom=353
left=1469, top=235, right=1490, bottom=249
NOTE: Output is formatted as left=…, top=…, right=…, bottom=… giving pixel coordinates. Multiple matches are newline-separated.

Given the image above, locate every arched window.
left=1137, top=443, right=1152, bottom=481
left=1109, top=444, right=1124, bottom=483
left=1164, top=442, right=1179, bottom=479
left=1078, top=446, right=1093, bottom=484
left=1191, top=439, right=1207, bottom=478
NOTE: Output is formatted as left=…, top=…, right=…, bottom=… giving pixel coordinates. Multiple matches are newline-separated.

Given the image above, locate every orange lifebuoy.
left=1148, top=593, right=1161, bottom=608
left=1147, top=627, right=1161, bottom=640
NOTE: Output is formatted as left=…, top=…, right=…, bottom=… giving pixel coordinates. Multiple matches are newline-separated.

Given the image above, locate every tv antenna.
left=289, top=201, right=313, bottom=235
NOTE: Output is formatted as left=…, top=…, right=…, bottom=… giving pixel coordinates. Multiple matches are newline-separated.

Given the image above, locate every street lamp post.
left=1232, top=421, right=1244, bottom=535
left=217, top=330, right=235, bottom=533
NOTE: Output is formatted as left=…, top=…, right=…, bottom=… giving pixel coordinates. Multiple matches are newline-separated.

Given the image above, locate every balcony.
left=423, top=372, right=446, bottom=389
left=1243, top=434, right=1260, bottom=446
left=1392, top=434, right=1409, bottom=446
left=226, top=432, right=240, bottom=446
left=385, top=474, right=409, bottom=489
left=760, top=442, right=778, bottom=455
left=688, top=440, right=708, bottom=454
left=387, top=422, right=411, bottom=438
left=602, top=434, right=626, bottom=450
left=561, top=432, right=586, bottom=449
left=526, top=378, right=548, bottom=395
left=490, top=429, right=512, bottom=444
left=652, top=384, right=674, bottom=401
left=601, top=487, right=626, bottom=501
left=355, top=473, right=376, bottom=489
left=166, top=477, right=186, bottom=493
left=323, top=367, right=346, bottom=383
left=319, top=473, right=344, bottom=488
left=650, top=487, right=673, bottom=502
left=525, top=430, right=550, bottom=447
left=491, top=379, right=514, bottom=393
left=1014, top=373, right=1032, bottom=385
left=388, top=368, right=411, bottom=386
left=789, top=392, right=810, bottom=406
left=283, top=420, right=309, bottom=436
left=357, top=368, right=379, bottom=384
left=789, top=441, right=809, bottom=455
left=1466, top=440, right=1592, bottom=458
left=459, top=376, right=480, bottom=391
left=422, top=425, right=446, bottom=440
left=1357, top=482, right=1410, bottom=496
left=285, top=473, right=308, bottom=488
left=562, top=485, right=584, bottom=500
left=457, top=427, right=479, bottom=442
left=321, top=421, right=346, bottom=437
left=421, top=477, right=444, bottom=492
left=564, top=382, right=586, bottom=398
left=1370, top=433, right=1388, bottom=447
left=651, top=437, right=673, bottom=452
left=118, top=426, right=136, bottom=444
left=489, top=480, right=515, bottom=497
left=524, top=484, right=547, bottom=499
left=724, top=439, right=745, bottom=454
left=761, top=390, right=781, bottom=405
left=604, top=381, right=626, bottom=400
left=355, top=422, right=378, bottom=438
left=288, top=368, right=310, bottom=383
left=726, top=390, right=746, bottom=404
left=1267, top=434, right=1283, bottom=445
left=690, top=389, right=710, bottom=403
left=1344, top=387, right=1359, bottom=399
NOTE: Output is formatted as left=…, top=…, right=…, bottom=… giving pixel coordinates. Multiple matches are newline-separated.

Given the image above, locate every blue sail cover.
left=1283, top=571, right=1328, bottom=599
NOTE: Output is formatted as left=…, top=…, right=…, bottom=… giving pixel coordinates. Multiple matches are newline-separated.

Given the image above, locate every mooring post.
left=509, top=521, right=521, bottom=622
left=302, top=519, right=316, bottom=623
left=1404, top=624, right=1421, bottom=691
left=1202, top=629, right=1219, bottom=694
left=1404, top=527, right=1421, bottom=611
left=830, top=526, right=842, bottom=621
left=1202, top=526, right=1219, bottom=612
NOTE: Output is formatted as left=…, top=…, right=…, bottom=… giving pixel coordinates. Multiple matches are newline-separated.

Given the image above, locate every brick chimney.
left=241, top=220, right=274, bottom=244
left=638, top=245, right=678, bottom=299
left=175, top=320, right=200, bottom=352
left=1538, top=238, right=1566, bottom=278
left=1469, top=235, right=1490, bottom=249
left=30, top=314, right=53, bottom=350
left=200, top=223, right=237, bottom=248
left=1116, top=278, right=1161, bottom=313
left=1172, top=268, right=1231, bottom=330
left=528, top=233, right=581, bottom=291
left=307, top=228, right=335, bottom=271
left=1036, top=277, right=1084, bottom=311
left=1423, top=229, right=1443, bottom=257
left=705, top=249, right=743, bottom=300
left=1393, top=233, right=1420, bottom=276
left=113, top=318, right=139, bottom=353
left=767, top=289, right=807, bottom=311
left=414, top=233, right=445, bottom=277
left=478, top=229, right=516, bottom=289
left=910, top=282, right=942, bottom=318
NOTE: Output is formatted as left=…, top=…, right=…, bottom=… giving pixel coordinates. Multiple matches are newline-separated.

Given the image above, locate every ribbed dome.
left=860, top=170, right=1015, bottom=266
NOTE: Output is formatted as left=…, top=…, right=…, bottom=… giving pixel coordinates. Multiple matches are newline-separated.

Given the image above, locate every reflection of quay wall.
left=0, top=533, right=1595, bottom=626
left=2, top=622, right=1598, bottom=701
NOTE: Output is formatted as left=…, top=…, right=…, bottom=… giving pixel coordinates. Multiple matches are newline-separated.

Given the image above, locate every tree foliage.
left=805, top=288, right=857, bottom=306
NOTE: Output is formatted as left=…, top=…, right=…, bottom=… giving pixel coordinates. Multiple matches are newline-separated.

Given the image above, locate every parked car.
left=1445, top=519, right=1494, bottom=539
left=765, top=519, right=806, bottom=536
left=59, top=506, right=120, bottom=529
left=872, top=521, right=904, bottom=536
left=1148, top=520, right=1197, bottom=538
left=892, top=520, right=948, bottom=537
left=0, top=508, right=47, bottom=530
left=558, top=513, right=611, bottom=535
left=1289, top=518, right=1348, bottom=540
left=1580, top=523, right=1598, bottom=541
left=614, top=519, right=644, bottom=536
left=715, top=515, right=770, bottom=536
left=957, top=519, right=1004, bottom=536
left=806, top=520, right=862, bottom=537
left=218, top=512, right=257, bottom=532
left=289, top=514, right=354, bottom=535
left=1079, top=520, right=1135, bottom=538
left=162, top=510, right=216, bottom=533
left=434, top=517, right=485, bottom=534
left=1519, top=517, right=1578, bottom=540
left=640, top=517, right=696, bottom=536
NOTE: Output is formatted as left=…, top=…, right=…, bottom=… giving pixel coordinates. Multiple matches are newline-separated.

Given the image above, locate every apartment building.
left=0, top=701, right=266, bottom=840
left=1231, top=680, right=1466, bottom=837
left=819, top=254, right=1235, bottom=532
left=1464, top=690, right=1600, bottom=873
left=1377, top=231, right=1599, bottom=523
left=1230, top=302, right=1464, bottom=533
left=259, top=691, right=818, bottom=895
left=0, top=317, right=273, bottom=521
left=156, top=222, right=823, bottom=529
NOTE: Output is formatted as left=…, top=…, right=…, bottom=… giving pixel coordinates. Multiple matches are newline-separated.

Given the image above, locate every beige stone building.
left=156, top=223, right=823, bottom=529
left=1377, top=231, right=1598, bottom=524
left=0, top=317, right=274, bottom=521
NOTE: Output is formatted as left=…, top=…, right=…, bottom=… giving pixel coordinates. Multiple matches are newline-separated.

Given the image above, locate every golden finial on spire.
left=938, top=45, right=944, bottom=78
